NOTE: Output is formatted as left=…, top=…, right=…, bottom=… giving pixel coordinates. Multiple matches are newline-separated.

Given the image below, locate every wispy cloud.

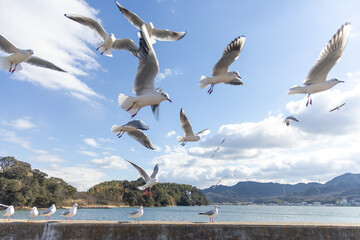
left=32, top=154, right=66, bottom=163
left=1, top=117, right=35, bottom=130
left=156, top=68, right=182, bottom=82
left=166, top=130, right=176, bottom=137
left=78, top=150, right=99, bottom=157
left=90, top=155, right=128, bottom=169
left=83, top=138, right=100, bottom=148
left=0, top=129, right=31, bottom=149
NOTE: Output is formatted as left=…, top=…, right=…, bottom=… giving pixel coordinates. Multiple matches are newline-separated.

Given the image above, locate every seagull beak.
left=339, top=80, right=345, bottom=83
left=168, top=99, right=172, bottom=103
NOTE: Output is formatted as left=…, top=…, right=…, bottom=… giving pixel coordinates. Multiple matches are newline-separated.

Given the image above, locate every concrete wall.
left=1, top=220, right=360, bottom=240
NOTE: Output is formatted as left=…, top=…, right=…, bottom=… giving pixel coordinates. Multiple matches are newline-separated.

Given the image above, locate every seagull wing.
left=40, top=208, right=51, bottom=215
left=212, top=36, right=246, bottom=76
left=124, top=120, right=150, bottom=130
left=127, top=129, right=155, bottom=150
left=0, top=204, right=10, bottom=208
left=285, top=115, right=299, bottom=122
left=112, top=38, right=139, bottom=56
left=304, top=23, right=351, bottom=85
left=64, top=14, right=108, bottom=41
left=128, top=209, right=140, bottom=216
left=150, top=164, right=159, bottom=179
left=0, top=35, right=18, bottom=53
left=199, top=209, right=215, bottom=216
left=115, top=2, right=146, bottom=30
left=196, top=129, right=210, bottom=136
left=339, top=103, right=346, bottom=108
left=26, top=56, right=66, bottom=72
left=127, top=160, right=151, bottom=182
left=152, top=28, right=186, bottom=41
left=133, top=25, right=159, bottom=95
left=60, top=209, right=71, bottom=216
left=180, top=108, right=195, bottom=137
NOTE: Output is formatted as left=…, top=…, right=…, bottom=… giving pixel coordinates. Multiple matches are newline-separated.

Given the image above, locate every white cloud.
left=43, top=166, right=106, bottom=191
left=0, top=0, right=101, bottom=100
left=0, top=129, right=31, bottom=149
left=90, top=155, right=128, bottom=169
left=32, top=154, right=66, bottom=163
left=1, top=117, right=36, bottom=130
left=166, top=130, right=176, bottom=137
left=78, top=150, right=99, bottom=157
left=83, top=138, right=100, bottom=148
left=156, top=68, right=182, bottom=82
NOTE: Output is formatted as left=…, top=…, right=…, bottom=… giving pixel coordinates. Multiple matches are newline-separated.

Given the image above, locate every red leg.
left=127, top=102, right=136, bottom=111
left=12, top=64, right=17, bottom=73
left=131, top=107, right=141, bottom=118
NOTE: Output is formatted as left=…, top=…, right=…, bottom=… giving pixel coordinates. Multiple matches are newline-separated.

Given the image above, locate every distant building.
left=336, top=197, right=348, bottom=206
left=312, top=202, right=321, bottom=206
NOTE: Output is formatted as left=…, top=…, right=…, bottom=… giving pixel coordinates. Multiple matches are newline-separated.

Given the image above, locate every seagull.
left=283, top=115, right=300, bottom=126
left=330, top=103, right=346, bottom=112
left=186, top=190, right=192, bottom=200
left=118, top=25, right=172, bottom=119
left=39, top=204, right=56, bottom=220
left=128, top=206, right=143, bottom=222
left=288, top=23, right=351, bottom=107
left=59, top=203, right=78, bottom=222
left=64, top=14, right=138, bottom=57
left=199, top=205, right=220, bottom=223
left=0, top=34, right=66, bottom=73
left=177, top=108, right=210, bottom=146
left=28, top=207, right=38, bottom=223
left=127, top=160, right=159, bottom=196
left=211, top=176, right=227, bottom=188
left=211, top=139, right=225, bottom=158
left=111, top=120, right=155, bottom=150
left=0, top=204, right=14, bottom=221
left=199, top=36, right=246, bottom=94
left=115, top=1, right=186, bottom=44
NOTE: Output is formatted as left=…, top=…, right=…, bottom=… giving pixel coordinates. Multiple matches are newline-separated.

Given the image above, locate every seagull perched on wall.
left=64, top=14, right=138, bottom=57
left=199, top=205, right=220, bottom=223
left=128, top=160, right=159, bottom=196
left=59, top=203, right=78, bottom=222
left=0, top=34, right=66, bottom=73
left=115, top=1, right=186, bottom=44
left=177, top=108, right=210, bottom=146
left=199, top=36, right=246, bottom=94
left=28, top=207, right=38, bottom=223
left=118, top=25, right=172, bottom=119
left=283, top=115, right=300, bottom=126
left=128, top=206, right=143, bottom=222
left=111, top=120, right=155, bottom=150
left=0, top=204, right=14, bottom=221
left=288, top=23, right=351, bottom=107
left=39, top=204, right=56, bottom=220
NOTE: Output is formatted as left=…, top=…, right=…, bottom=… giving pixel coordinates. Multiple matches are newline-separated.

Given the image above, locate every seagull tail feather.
left=138, top=185, right=147, bottom=191
left=199, top=75, right=211, bottom=89
left=177, top=136, right=185, bottom=142
left=118, top=94, right=139, bottom=115
left=97, top=44, right=113, bottom=57
left=111, top=125, right=122, bottom=133
left=287, top=85, right=306, bottom=95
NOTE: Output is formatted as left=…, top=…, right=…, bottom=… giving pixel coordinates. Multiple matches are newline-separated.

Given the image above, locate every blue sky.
left=1, top=0, right=360, bottom=191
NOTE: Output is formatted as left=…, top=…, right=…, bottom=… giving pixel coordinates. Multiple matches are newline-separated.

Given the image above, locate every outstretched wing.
left=0, top=34, right=18, bottom=53
left=180, top=108, right=195, bottom=137
left=152, top=28, right=186, bottom=41
left=150, top=164, right=159, bottom=179
left=304, top=23, right=351, bottom=85
left=212, top=36, right=246, bottom=76
left=26, top=56, right=66, bottom=72
left=124, top=120, right=150, bottom=130
left=127, top=160, right=151, bottom=182
left=127, top=129, right=155, bottom=150
left=115, top=2, right=146, bottom=30
left=112, top=38, right=139, bottom=57
left=64, top=14, right=108, bottom=40
left=196, top=129, right=210, bottom=136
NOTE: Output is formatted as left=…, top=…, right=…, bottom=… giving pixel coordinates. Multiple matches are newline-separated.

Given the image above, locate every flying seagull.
left=118, top=25, right=172, bottom=119
left=211, top=139, right=225, bottom=158
left=199, top=205, right=220, bottom=223
left=330, top=103, right=346, bottom=112
left=128, top=206, right=143, bottom=222
left=127, top=160, right=159, bottom=196
left=177, top=108, right=210, bottom=146
left=0, top=34, right=66, bottom=73
left=211, top=176, right=227, bottom=188
left=115, top=1, right=186, bottom=44
left=28, top=207, right=38, bottom=223
left=111, top=120, right=155, bottom=150
left=288, top=23, right=351, bottom=107
left=39, top=204, right=56, bottom=220
left=59, top=203, right=78, bottom=222
left=199, top=36, right=246, bottom=94
left=0, top=204, right=14, bottom=221
left=64, top=14, right=138, bottom=57
left=283, top=115, right=300, bottom=126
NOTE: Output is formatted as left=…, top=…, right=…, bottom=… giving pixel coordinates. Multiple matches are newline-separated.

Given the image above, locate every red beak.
left=168, top=99, right=172, bottom=103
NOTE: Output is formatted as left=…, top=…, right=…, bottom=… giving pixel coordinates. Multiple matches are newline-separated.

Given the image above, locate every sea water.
left=9, top=205, right=360, bottom=223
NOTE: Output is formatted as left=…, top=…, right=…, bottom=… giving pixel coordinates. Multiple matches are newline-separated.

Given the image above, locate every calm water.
left=10, top=205, right=360, bottom=223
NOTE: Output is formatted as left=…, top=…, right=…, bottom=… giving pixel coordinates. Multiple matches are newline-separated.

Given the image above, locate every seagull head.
left=26, top=49, right=34, bottom=55
left=214, top=205, right=220, bottom=209
left=73, top=203, right=78, bottom=208
left=160, top=91, right=172, bottom=103
left=110, top=33, right=116, bottom=41
left=231, top=71, right=241, bottom=79
left=331, top=78, right=344, bottom=84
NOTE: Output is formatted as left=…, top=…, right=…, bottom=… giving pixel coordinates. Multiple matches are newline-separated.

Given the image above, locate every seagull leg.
left=96, top=44, right=103, bottom=51
left=117, top=132, right=124, bottom=138
left=12, top=64, right=17, bottom=73
left=9, top=62, right=12, bottom=72
left=208, top=84, right=215, bottom=95
left=127, top=102, right=136, bottom=111
left=150, top=188, right=152, bottom=196
left=306, top=94, right=311, bottom=107
left=131, top=108, right=141, bottom=118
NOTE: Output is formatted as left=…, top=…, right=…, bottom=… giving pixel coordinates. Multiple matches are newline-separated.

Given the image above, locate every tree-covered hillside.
left=87, top=179, right=208, bottom=207
left=0, top=156, right=76, bottom=207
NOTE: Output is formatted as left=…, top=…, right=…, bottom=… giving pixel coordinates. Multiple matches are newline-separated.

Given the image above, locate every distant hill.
left=202, top=173, right=360, bottom=204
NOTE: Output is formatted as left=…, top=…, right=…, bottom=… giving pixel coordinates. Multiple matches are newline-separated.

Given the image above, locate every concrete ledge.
left=1, top=220, right=360, bottom=240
